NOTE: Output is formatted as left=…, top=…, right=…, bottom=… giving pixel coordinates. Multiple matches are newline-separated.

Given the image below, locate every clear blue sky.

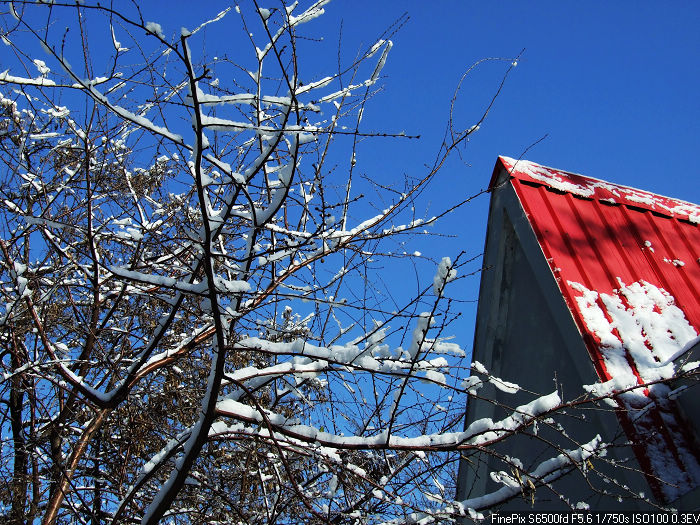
left=326, top=1, right=700, bottom=197
left=299, top=1, right=700, bottom=348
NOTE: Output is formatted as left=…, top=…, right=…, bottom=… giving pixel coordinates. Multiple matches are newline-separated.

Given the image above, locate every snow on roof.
left=493, top=156, right=700, bottom=502
left=495, top=156, right=700, bottom=224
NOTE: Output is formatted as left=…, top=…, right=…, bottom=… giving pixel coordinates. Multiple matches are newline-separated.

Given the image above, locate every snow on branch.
left=452, top=435, right=604, bottom=517
left=0, top=2, right=669, bottom=523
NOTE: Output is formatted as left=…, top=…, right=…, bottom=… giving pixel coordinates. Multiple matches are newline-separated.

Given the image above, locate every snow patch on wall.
left=567, top=278, right=700, bottom=501
left=569, top=279, right=696, bottom=389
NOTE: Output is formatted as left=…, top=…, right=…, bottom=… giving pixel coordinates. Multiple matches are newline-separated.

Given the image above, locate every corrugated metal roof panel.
left=493, top=156, right=700, bottom=502
left=492, top=156, right=700, bottom=223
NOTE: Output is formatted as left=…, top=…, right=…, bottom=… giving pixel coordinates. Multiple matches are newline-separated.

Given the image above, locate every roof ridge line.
left=494, top=156, right=700, bottom=223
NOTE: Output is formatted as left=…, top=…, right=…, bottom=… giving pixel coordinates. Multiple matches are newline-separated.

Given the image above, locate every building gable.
left=460, top=157, right=700, bottom=510
left=495, top=156, right=700, bottom=502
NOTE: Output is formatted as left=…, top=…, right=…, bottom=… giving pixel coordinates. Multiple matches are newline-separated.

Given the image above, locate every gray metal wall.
left=456, top=176, right=650, bottom=513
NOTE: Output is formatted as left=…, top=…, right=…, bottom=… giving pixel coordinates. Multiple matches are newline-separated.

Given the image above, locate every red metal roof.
left=493, top=156, right=700, bottom=502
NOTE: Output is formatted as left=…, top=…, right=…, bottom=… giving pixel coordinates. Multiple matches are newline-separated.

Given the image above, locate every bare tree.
left=0, top=1, right=692, bottom=524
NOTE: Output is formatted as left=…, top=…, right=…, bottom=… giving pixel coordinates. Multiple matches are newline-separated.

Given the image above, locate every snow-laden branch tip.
left=433, top=256, right=457, bottom=295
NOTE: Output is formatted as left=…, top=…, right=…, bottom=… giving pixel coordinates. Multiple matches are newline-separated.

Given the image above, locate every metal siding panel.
left=635, top=212, right=700, bottom=323
left=671, top=220, right=700, bottom=323
left=595, top=203, right=664, bottom=286
left=585, top=202, right=638, bottom=286
left=496, top=156, right=700, bottom=223
left=564, top=195, right=630, bottom=292
left=509, top=168, right=700, bottom=338
left=513, top=181, right=611, bottom=377
left=504, top=158, right=700, bottom=503
left=615, top=206, right=700, bottom=326
left=514, top=182, right=589, bottom=289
